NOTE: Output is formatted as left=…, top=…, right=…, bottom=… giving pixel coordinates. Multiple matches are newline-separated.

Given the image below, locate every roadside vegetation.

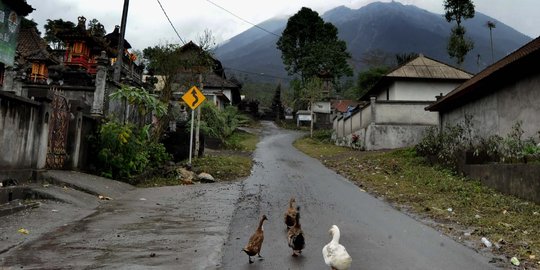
left=294, top=133, right=540, bottom=268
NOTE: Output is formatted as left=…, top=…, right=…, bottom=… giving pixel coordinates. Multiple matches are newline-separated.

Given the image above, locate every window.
left=31, top=62, right=47, bottom=82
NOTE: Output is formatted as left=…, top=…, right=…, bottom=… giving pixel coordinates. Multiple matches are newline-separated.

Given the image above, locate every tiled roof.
left=17, top=27, right=58, bottom=64
left=427, top=36, right=540, bottom=111
left=331, top=99, right=359, bottom=113
left=387, top=55, right=472, bottom=80
left=360, top=54, right=472, bottom=101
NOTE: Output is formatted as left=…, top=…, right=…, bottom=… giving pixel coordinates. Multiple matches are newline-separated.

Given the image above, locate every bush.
left=95, top=120, right=171, bottom=182
left=312, top=129, right=333, bottom=143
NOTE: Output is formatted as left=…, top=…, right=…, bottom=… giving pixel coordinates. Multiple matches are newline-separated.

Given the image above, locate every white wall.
left=383, top=81, right=461, bottom=101
left=376, top=102, right=438, bottom=125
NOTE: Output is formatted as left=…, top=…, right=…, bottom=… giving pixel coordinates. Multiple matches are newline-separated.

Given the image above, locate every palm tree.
left=486, top=21, right=496, bottom=64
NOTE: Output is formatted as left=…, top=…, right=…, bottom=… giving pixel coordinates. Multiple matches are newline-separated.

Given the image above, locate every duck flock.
left=242, top=197, right=353, bottom=269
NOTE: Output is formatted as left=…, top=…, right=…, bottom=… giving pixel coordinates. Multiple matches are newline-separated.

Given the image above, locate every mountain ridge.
left=215, top=1, right=532, bottom=82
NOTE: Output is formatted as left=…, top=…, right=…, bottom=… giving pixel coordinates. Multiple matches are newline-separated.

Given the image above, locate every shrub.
left=95, top=120, right=171, bottom=182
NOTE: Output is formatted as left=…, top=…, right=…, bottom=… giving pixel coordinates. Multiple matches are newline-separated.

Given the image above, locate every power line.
left=224, top=66, right=290, bottom=80
left=156, top=0, right=186, bottom=44
left=205, top=0, right=281, bottom=38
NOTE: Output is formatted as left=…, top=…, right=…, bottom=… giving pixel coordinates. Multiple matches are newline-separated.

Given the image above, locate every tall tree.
left=486, top=20, right=496, bottom=64
left=443, top=0, right=475, bottom=65
left=44, top=19, right=75, bottom=49
left=301, top=78, right=324, bottom=138
left=270, top=84, right=285, bottom=121
left=277, top=7, right=352, bottom=84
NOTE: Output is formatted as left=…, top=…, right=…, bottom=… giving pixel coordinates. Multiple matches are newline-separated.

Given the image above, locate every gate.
left=46, top=89, right=70, bottom=169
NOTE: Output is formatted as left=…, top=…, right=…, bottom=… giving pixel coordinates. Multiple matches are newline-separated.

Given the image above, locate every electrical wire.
left=204, top=0, right=281, bottom=37
left=156, top=0, right=186, bottom=44
left=224, top=66, right=290, bottom=80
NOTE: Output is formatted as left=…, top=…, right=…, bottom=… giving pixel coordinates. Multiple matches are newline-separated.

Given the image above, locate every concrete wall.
left=376, top=101, right=438, bottom=125
left=390, top=81, right=461, bottom=101
left=0, top=92, right=49, bottom=171
left=441, top=71, right=540, bottom=139
left=364, top=124, right=432, bottom=150
left=462, top=163, right=540, bottom=204
left=335, top=99, right=437, bottom=150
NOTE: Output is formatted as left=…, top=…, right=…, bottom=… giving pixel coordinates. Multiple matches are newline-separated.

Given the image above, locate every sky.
left=25, top=0, right=540, bottom=51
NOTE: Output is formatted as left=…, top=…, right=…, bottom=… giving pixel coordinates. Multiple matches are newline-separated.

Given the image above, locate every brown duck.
left=287, top=206, right=305, bottom=256
left=284, top=197, right=297, bottom=230
left=242, top=214, right=268, bottom=264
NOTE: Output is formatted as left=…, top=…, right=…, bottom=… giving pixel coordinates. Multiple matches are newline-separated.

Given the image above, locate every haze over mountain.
left=215, top=1, right=532, bottom=82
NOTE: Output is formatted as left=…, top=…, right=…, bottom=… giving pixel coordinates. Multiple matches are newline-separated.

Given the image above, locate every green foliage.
left=312, top=129, right=333, bottom=143
left=276, top=7, right=352, bottom=82
left=356, top=66, right=390, bottom=99
left=443, top=0, right=475, bottom=65
left=447, top=26, right=474, bottom=65
left=444, top=0, right=475, bottom=26
left=95, top=120, right=171, bottom=182
left=110, top=84, right=168, bottom=118
left=87, top=18, right=105, bottom=37
left=44, top=19, right=75, bottom=49
left=198, top=102, right=248, bottom=143
left=395, top=52, right=419, bottom=66
left=21, top=18, right=40, bottom=33
left=270, top=84, right=285, bottom=121
left=416, top=117, right=540, bottom=170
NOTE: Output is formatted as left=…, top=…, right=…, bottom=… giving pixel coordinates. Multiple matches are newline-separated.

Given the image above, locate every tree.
left=300, top=78, right=324, bottom=138
left=276, top=7, right=352, bottom=84
left=486, top=20, right=496, bottom=64
left=87, top=18, right=106, bottom=37
left=395, top=52, right=419, bottom=66
left=443, top=0, right=475, bottom=65
left=143, top=39, right=214, bottom=139
left=21, top=18, right=40, bottom=34
left=356, top=67, right=390, bottom=99
left=270, top=84, right=285, bottom=121
left=44, top=19, right=75, bottom=49
left=448, top=25, right=474, bottom=65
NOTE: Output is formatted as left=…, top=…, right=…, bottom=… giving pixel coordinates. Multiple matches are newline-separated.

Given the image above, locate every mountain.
left=214, top=1, right=532, bottom=83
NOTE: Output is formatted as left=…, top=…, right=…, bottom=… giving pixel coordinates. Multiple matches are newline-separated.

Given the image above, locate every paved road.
left=1, top=183, right=240, bottom=269
left=221, top=121, right=498, bottom=270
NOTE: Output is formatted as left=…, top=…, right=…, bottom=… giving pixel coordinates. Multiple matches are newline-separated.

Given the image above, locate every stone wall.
left=0, top=92, right=49, bottom=174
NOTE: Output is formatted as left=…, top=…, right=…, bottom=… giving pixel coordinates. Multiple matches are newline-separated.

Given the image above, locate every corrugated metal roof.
left=387, top=55, right=472, bottom=80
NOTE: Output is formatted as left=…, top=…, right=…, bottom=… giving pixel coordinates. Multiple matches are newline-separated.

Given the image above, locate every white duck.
left=322, top=225, right=352, bottom=270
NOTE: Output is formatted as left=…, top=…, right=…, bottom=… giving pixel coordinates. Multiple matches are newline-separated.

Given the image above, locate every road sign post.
left=181, top=86, right=206, bottom=166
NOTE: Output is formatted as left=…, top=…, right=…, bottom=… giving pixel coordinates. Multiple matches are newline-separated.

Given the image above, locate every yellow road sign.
left=182, top=86, right=206, bottom=110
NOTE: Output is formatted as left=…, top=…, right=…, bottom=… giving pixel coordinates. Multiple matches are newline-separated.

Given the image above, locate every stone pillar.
left=91, top=51, right=109, bottom=116
left=370, top=96, right=377, bottom=124
left=2, top=69, right=16, bottom=93
left=71, top=111, right=83, bottom=169
left=36, top=103, right=51, bottom=169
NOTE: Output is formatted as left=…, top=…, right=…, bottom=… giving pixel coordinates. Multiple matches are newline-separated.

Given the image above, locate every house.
left=173, top=41, right=241, bottom=110
left=427, top=36, right=540, bottom=139
left=426, top=36, right=540, bottom=204
left=333, top=54, right=472, bottom=150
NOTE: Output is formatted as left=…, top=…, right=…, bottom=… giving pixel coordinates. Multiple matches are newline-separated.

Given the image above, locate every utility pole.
left=113, top=0, right=129, bottom=82
left=195, top=73, right=203, bottom=157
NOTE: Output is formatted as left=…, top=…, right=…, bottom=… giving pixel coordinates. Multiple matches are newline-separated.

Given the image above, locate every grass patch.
left=192, top=155, right=252, bottom=181
left=136, top=177, right=182, bottom=188
left=295, top=137, right=540, bottom=268
left=225, top=131, right=258, bottom=152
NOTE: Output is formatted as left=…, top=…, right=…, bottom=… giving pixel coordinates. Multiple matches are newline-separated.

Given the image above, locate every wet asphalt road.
left=221, top=121, right=498, bottom=270
left=1, top=183, right=240, bottom=269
